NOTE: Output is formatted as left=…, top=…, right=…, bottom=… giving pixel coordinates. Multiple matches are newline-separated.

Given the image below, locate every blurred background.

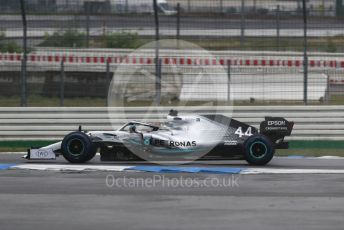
left=0, top=0, right=343, bottom=106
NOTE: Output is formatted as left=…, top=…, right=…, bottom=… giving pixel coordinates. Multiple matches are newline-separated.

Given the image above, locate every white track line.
left=12, top=164, right=131, bottom=172
left=314, top=156, right=344, bottom=160
left=275, top=156, right=344, bottom=159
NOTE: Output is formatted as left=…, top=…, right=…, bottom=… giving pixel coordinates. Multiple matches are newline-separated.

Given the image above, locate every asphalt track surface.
left=1, top=153, right=344, bottom=230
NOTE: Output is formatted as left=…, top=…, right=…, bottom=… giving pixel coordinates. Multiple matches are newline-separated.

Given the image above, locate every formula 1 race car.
left=25, top=110, right=294, bottom=165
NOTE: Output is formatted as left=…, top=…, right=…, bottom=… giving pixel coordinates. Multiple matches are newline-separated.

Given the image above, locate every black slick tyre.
left=243, top=134, right=275, bottom=165
left=61, top=132, right=96, bottom=163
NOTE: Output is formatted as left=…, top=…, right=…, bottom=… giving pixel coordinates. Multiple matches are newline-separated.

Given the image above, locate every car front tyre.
left=61, top=132, right=96, bottom=163
left=243, top=134, right=275, bottom=165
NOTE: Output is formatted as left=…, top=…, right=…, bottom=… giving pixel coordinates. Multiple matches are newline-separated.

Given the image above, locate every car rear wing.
left=260, top=117, right=294, bottom=144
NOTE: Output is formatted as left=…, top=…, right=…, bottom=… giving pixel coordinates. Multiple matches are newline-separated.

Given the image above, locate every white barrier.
left=3, top=27, right=344, bottom=38
left=0, top=106, right=343, bottom=141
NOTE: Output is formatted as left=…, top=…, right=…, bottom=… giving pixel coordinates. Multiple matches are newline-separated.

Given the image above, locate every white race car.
left=25, top=110, right=293, bottom=165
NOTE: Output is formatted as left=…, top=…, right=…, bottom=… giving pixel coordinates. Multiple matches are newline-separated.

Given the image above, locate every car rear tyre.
left=243, top=134, right=275, bottom=165
left=61, top=132, right=97, bottom=163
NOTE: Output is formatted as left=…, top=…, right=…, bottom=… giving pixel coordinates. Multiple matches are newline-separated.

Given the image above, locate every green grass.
left=328, top=95, right=344, bottom=105
left=276, top=149, right=344, bottom=157
left=276, top=141, right=344, bottom=157
left=0, top=95, right=107, bottom=107
left=191, top=36, right=344, bottom=52
left=109, top=36, right=344, bottom=52
left=0, top=140, right=56, bottom=153
left=29, top=32, right=344, bottom=52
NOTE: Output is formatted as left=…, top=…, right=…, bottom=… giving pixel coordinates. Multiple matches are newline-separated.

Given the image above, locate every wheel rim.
left=67, top=138, right=85, bottom=156
left=249, top=141, right=268, bottom=159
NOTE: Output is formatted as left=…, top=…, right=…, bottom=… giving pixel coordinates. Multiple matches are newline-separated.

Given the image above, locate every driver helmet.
left=129, top=125, right=137, bottom=133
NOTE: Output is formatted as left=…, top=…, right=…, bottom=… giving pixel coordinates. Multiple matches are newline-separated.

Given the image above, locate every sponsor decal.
left=265, top=126, right=288, bottom=131
left=170, top=141, right=197, bottom=147
left=151, top=139, right=197, bottom=147
left=268, top=120, right=286, bottom=126
left=37, top=150, right=49, bottom=158
left=30, top=148, right=56, bottom=159
left=144, top=137, right=151, bottom=146
left=224, top=140, right=238, bottom=146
